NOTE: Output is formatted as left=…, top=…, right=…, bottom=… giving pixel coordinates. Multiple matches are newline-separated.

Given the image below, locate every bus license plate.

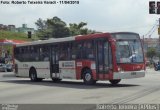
left=131, top=72, right=136, bottom=75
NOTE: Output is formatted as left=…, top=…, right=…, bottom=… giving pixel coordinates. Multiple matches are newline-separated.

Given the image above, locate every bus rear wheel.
left=52, top=78, right=62, bottom=82
left=83, top=69, right=96, bottom=85
left=109, top=79, right=121, bottom=85
left=30, top=68, right=42, bottom=82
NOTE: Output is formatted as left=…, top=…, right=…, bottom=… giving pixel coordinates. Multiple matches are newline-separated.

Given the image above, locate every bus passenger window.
left=71, top=43, right=76, bottom=60
left=76, top=43, right=82, bottom=59
left=59, top=53, right=65, bottom=60
left=82, top=41, right=94, bottom=60
left=40, top=46, right=49, bottom=61
left=59, top=43, right=72, bottom=61
left=98, top=42, right=103, bottom=65
left=30, top=46, right=39, bottom=61
left=104, top=42, right=109, bottom=71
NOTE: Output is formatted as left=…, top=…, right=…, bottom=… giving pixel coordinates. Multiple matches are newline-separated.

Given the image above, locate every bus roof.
left=16, top=33, right=110, bottom=47
left=16, top=36, right=76, bottom=47
left=16, top=32, right=139, bottom=47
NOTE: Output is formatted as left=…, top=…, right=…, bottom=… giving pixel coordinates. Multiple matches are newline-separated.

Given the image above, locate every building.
left=0, top=24, right=35, bottom=35
left=0, top=24, right=9, bottom=30
left=8, top=25, right=16, bottom=32
left=16, top=24, right=35, bottom=34
left=143, top=38, right=160, bottom=53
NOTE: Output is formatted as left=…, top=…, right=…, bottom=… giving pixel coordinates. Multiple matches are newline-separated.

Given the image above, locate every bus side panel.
left=75, top=61, right=83, bottom=79
left=97, top=72, right=113, bottom=80
left=59, top=61, right=76, bottom=79
left=15, top=60, right=29, bottom=77
left=15, top=61, right=50, bottom=78
left=30, top=62, right=50, bottom=78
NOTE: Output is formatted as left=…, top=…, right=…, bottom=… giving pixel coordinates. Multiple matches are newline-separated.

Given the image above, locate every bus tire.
left=83, top=69, right=96, bottom=85
left=155, top=67, right=158, bottom=71
left=37, top=78, right=43, bottom=81
left=109, top=79, right=121, bottom=85
left=52, top=78, right=62, bottom=82
left=30, top=68, right=38, bottom=82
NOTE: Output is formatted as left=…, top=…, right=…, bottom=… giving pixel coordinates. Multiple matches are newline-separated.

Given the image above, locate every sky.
left=0, top=0, right=159, bottom=38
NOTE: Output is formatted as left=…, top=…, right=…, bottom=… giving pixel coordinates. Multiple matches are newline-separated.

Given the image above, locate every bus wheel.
left=37, top=78, right=43, bottom=81
left=109, top=79, right=121, bottom=85
left=83, top=69, right=96, bottom=85
left=52, top=78, right=62, bottom=82
left=155, top=67, right=158, bottom=71
left=30, top=69, right=38, bottom=82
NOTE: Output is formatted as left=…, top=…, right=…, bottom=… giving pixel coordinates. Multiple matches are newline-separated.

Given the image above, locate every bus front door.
left=51, top=46, right=59, bottom=78
left=96, top=39, right=110, bottom=80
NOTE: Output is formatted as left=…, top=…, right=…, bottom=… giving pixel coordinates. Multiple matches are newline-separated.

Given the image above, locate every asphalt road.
left=0, top=68, right=160, bottom=105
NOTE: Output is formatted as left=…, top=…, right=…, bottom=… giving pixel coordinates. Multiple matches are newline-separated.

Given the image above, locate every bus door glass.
left=96, top=39, right=111, bottom=77
left=51, top=45, right=59, bottom=73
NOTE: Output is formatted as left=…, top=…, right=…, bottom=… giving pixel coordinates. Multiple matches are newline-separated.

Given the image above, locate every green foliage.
left=35, top=16, right=70, bottom=38
left=0, top=30, right=33, bottom=41
left=35, top=18, right=50, bottom=39
left=35, top=18, right=47, bottom=30
left=46, top=17, right=70, bottom=38
left=69, top=22, right=87, bottom=35
left=35, top=16, right=97, bottom=39
left=146, top=48, right=157, bottom=59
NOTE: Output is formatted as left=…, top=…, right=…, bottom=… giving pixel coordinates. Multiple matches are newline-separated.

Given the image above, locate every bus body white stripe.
left=15, top=60, right=50, bottom=78
left=113, top=70, right=145, bottom=79
left=59, top=61, right=76, bottom=79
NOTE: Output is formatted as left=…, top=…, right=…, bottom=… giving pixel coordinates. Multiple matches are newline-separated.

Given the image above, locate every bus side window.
left=76, top=42, right=82, bottom=59
left=97, top=41, right=103, bottom=66
left=19, top=48, right=22, bottom=61
left=104, top=42, right=109, bottom=71
left=59, top=43, right=66, bottom=60
left=15, top=48, right=20, bottom=61
left=21, top=48, right=25, bottom=62
left=40, top=46, right=49, bottom=61
left=24, top=47, right=29, bottom=61
left=108, top=44, right=112, bottom=68
left=71, top=42, right=76, bottom=60
left=30, top=46, right=39, bottom=61
left=83, top=41, right=94, bottom=60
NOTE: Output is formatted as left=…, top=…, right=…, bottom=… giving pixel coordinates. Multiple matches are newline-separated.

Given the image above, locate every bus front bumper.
left=113, top=70, right=145, bottom=79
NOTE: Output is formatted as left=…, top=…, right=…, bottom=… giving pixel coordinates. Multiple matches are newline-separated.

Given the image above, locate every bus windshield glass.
left=113, top=33, right=144, bottom=63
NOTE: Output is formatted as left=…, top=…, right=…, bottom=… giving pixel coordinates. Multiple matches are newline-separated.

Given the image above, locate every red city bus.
left=14, top=32, right=145, bottom=85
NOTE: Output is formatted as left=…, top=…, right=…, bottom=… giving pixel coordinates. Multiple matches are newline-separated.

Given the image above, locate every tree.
left=69, top=22, right=92, bottom=36
left=146, top=48, right=157, bottom=62
left=35, top=16, right=97, bottom=39
left=35, top=18, right=49, bottom=39
left=35, top=18, right=46, bottom=30
left=46, top=16, right=70, bottom=38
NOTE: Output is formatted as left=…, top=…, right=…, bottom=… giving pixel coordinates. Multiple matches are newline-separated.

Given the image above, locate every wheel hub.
left=85, top=73, right=91, bottom=81
left=31, top=73, right=35, bottom=80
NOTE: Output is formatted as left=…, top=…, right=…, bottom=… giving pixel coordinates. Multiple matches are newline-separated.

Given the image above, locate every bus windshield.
left=114, top=34, right=144, bottom=63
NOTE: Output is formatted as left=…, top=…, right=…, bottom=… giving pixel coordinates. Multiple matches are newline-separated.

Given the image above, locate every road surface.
left=0, top=68, right=160, bottom=105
